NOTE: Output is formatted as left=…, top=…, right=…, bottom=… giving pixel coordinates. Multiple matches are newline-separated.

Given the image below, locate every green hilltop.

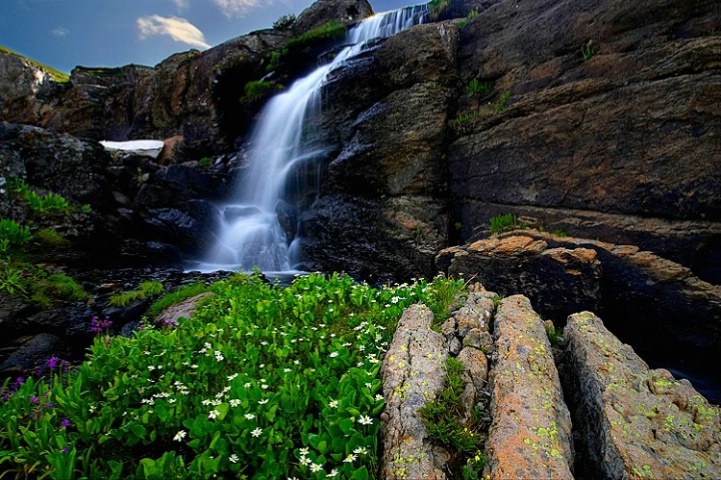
left=0, top=45, right=70, bottom=83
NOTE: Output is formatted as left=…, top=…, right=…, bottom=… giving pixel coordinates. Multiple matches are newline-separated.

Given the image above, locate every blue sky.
left=1, top=0, right=415, bottom=73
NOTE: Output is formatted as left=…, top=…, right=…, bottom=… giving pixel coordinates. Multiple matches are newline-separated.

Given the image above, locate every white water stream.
left=194, top=6, right=428, bottom=273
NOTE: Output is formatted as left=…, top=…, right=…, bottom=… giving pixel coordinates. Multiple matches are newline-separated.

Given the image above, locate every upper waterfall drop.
left=193, top=5, right=429, bottom=274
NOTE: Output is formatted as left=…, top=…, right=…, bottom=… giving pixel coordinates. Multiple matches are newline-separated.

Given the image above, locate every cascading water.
left=194, top=5, right=428, bottom=273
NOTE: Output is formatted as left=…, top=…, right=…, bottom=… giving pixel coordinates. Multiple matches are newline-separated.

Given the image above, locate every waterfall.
left=194, top=5, right=428, bottom=273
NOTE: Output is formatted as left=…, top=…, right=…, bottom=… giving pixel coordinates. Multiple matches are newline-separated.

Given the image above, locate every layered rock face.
left=448, top=0, right=721, bottom=282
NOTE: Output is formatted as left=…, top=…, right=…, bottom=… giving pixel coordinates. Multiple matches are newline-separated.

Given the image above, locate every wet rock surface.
left=563, top=312, right=721, bottom=479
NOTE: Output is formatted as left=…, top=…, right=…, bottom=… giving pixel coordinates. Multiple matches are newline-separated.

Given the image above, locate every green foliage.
left=36, top=228, right=70, bottom=246
left=428, top=0, right=452, bottom=20
left=495, top=90, right=511, bottom=113
left=0, top=45, right=70, bottom=82
left=146, top=282, right=212, bottom=319
left=0, top=219, right=32, bottom=251
left=198, top=157, right=212, bottom=167
left=466, top=78, right=493, bottom=96
left=425, top=273, right=465, bottom=321
left=467, top=9, right=479, bottom=20
left=420, top=358, right=483, bottom=456
left=451, top=111, right=478, bottom=132
left=266, top=50, right=282, bottom=73
left=240, top=80, right=283, bottom=102
left=11, top=179, right=72, bottom=213
left=552, top=228, right=568, bottom=237
left=0, top=272, right=459, bottom=479
left=581, top=40, right=596, bottom=61
left=546, top=322, right=564, bottom=348
left=286, top=20, right=347, bottom=51
left=46, top=274, right=90, bottom=302
left=462, top=451, right=486, bottom=479
left=490, top=213, right=528, bottom=235
left=458, top=20, right=467, bottom=29
left=0, top=266, right=26, bottom=294
left=109, top=281, right=165, bottom=307
left=273, top=13, right=296, bottom=30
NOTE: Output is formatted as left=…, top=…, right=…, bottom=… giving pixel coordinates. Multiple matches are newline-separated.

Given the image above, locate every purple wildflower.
left=60, top=419, right=71, bottom=428
left=47, top=357, right=60, bottom=369
left=30, top=396, right=39, bottom=403
left=45, top=402, right=54, bottom=408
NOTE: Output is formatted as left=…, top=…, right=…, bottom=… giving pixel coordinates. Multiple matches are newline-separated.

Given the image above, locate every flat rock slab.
left=564, top=312, right=721, bottom=479
left=486, top=294, right=574, bottom=479
left=381, top=303, right=448, bottom=480
left=99, top=140, right=164, bottom=159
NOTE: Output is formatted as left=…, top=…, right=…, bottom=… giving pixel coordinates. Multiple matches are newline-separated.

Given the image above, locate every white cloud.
left=172, top=0, right=189, bottom=10
left=51, top=27, right=69, bottom=37
left=213, top=0, right=263, bottom=18
left=137, top=15, right=211, bottom=49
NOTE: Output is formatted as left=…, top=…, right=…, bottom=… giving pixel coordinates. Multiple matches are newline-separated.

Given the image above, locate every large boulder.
left=0, top=50, right=60, bottom=125
left=294, top=0, right=373, bottom=35
left=563, top=312, right=721, bottom=479
left=485, top=295, right=574, bottom=479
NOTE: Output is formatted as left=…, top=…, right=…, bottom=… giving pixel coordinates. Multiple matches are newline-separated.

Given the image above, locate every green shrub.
left=0, top=219, right=32, bottom=250
left=0, top=272, right=464, bottom=479
left=451, top=111, right=478, bottom=132
left=198, top=157, right=212, bottom=167
left=490, top=214, right=528, bottom=235
left=419, top=358, right=484, bottom=467
left=11, top=180, right=72, bottom=213
left=466, top=78, right=493, bottom=95
left=458, top=19, right=467, bottom=29
left=273, top=13, right=296, bottom=30
left=285, top=20, right=346, bottom=51
left=240, top=80, right=283, bottom=102
left=581, top=40, right=596, bottom=61
left=467, top=9, right=479, bottom=20
left=0, top=266, right=26, bottom=294
left=495, top=90, right=511, bottom=113
left=266, top=50, right=283, bottom=73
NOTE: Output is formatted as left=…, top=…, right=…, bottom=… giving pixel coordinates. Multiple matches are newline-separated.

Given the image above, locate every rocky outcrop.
left=0, top=50, right=58, bottom=125
left=563, top=312, right=721, bottom=479
left=437, top=230, right=721, bottom=402
left=487, top=295, right=574, bottom=478
left=381, top=303, right=449, bottom=479
left=294, top=0, right=373, bottom=35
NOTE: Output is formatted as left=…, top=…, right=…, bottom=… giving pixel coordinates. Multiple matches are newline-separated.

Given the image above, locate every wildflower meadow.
left=0, top=272, right=463, bottom=479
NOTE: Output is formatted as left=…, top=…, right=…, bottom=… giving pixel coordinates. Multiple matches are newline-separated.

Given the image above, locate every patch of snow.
left=99, top=140, right=165, bottom=159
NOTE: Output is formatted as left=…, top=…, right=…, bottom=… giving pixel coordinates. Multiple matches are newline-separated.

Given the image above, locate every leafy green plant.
left=581, top=40, right=596, bottom=61
left=198, top=157, right=212, bottom=167
left=467, top=9, right=479, bottom=20
left=0, top=272, right=461, bottom=479
left=420, top=358, right=484, bottom=471
left=11, top=180, right=71, bottom=213
left=495, top=90, right=511, bottom=113
left=452, top=111, right=478, bottom=132
left=45, top=274, right=89, bottom=302
left=0, top=219, right=32, bottom=250
left=266, top=50, right=282, bottom=73
left=109, top=280, right=165, bottom=307
left=552, top=228, right=568, bottom=237
left=546, top=321, right=564, bottom=348
left=466, top=79, right=493, bottom=96
left=458, top=19, right=468, bottom=29
left=273, top=13, right=296, bottom=30
left=286, top=20, right=347, bottom=51
left=0, top=266, right=26, bottom=294
left=425, top=273, right=465, bottom=321
left=240, top=80, right=283, bottom=102
left=490, top=213, right=527, bottom=234
left=462, top=450, right=486, bottom=479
